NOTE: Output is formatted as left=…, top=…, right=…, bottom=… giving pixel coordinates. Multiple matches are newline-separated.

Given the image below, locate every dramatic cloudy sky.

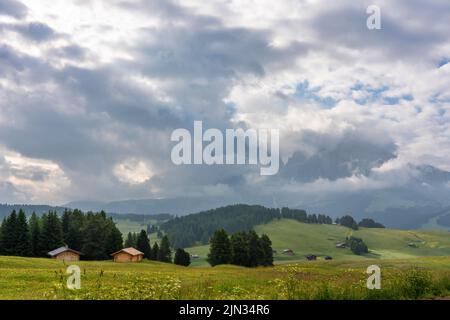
left=0, top=0, right=449, bottom=205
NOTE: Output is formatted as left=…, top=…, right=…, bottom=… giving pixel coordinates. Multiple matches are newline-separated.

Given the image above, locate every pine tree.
left=259, top=234, right=274, bottom=266
left=65, top=209, right=85, bottom=251
left=107, top=219, right=123, bottom=254
left=158, top=235, right=172, bottom=263
left=207, top=229, right=231, bottom=266
left=2, top=210, right=19, bottom=255
left=16, top=209, right=31, bottom=256
left=39, top=212, right=64, bottom=256
left=124, top=232, right=136, bottom=247
left=174, top=248, right=191, bottom=266
left=0, top=217, right=6, bottom=255
left=81, top=212, right=109, bottom=260
left=29, top=212, right=41, bottom=257
left=247, top=230, right=263, bottom=267
left=152, top=242, right=159, bottom=260
left=136, top=230, right=152, bottom=259
left=230, top=231, right=249, bottom=266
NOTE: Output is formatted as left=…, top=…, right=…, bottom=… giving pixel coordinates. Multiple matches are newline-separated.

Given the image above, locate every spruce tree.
left=0, top=217, right=6, bottom=255
left=152, top=242, right=159, bottom=260
left=81, top=213, right=108, bottom=260
left=136, top=230, right=152, bottom=259
left=247, top=230, right=263, bottom=267
left=174, top=248, right=191, bottom=266
left=2, top=210, right=19, bottom=255
left=107, top=219, right=123, bottom=254
left=16, top=209, right=31, bottom=256
left=29, top=212, right=41, bottom=257
left=158, top=235, right=172, bottom=262
left=230, top=231, right=249, bottom=266
left=65, top=209, right=85, bottom=251
left=207, top=229, right=231, bottom=266
left=39, top=212, right=64, bottom=256
left=259, top=234, right=274, bottom=266
left=124, top=232, right=136, bottom=247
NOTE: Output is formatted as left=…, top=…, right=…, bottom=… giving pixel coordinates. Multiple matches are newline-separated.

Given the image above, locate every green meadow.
left=186, top=219, right=450, bottom=266
left=1, top=219, right=449, bottom=300
left=0, top=255, right=449, bottom=300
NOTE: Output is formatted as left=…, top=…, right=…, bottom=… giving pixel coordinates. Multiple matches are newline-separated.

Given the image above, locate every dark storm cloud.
left=0, top=0, right=27, bottom=19
left=1, top=0, right=449, bottom=204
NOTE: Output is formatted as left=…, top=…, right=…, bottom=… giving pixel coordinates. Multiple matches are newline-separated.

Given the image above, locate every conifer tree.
left=207, top=229, right=231, bottom=266
left=15, top=209, right=31, bottom=256
left=136, top=230, right=152, bottom=259
left=39, top=212, right=64, bottom=256
left=152, top=242, right=159, bottom=260
left=124, top=232, right=136, bottom=247
left=174, top=248, right=191, bottom=266
left=158, top=235, right=172, bottom=262
left=259, top=234, right=274, bottom=266
left=2, top=210, right=18, bottom=255
left=29, top=212, right=41, bottom=257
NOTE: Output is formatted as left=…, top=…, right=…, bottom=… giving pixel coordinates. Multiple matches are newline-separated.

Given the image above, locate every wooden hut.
left=111, top=247, right=144, bottom=262
left=282, top=249, right=294, bottom=256
left=48, top=246, right=82, bottom=261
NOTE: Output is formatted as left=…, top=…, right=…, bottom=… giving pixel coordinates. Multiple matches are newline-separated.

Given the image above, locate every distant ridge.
left=0, top=204, right=67, bottom=218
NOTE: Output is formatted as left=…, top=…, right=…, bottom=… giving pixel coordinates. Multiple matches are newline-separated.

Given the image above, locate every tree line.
left=161, top=204, right=335, bottom=248
left=0, top=209, right=192, bottom=266
left=207, top=229, right=273, bottom=267
left=336, top=215, right=385, bottom=230
left=0, top=209, right=123, bottom=260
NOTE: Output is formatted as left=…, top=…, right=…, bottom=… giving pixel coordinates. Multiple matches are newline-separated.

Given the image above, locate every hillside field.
left=0, top=255, right=449, bottom=300
left=186, top=219, right=450, bottom=266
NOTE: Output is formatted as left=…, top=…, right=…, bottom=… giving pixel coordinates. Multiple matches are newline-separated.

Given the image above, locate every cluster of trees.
left=336, top=215, right=359, bottom=230
left=280, top=207, right=333, bottom=224
left=0, top=209, right=123, bottom=260
left=358, top=218, right=385, bottom=229
left=207, top=229, right=273, bottom=268
left=336, top=215, right=385, bottom=230
left=161, top=204, right=334, bottom=248
left=124, top=231, right=172, bottom=262
left=123, top=230, right=190, bottom=266
left=346, top=236, right=369, bottom=255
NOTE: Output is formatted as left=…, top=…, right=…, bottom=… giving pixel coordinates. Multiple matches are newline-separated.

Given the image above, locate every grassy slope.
left=0, top=255, right=449, bottom=299
left=186, top=219, right=450, bottom=266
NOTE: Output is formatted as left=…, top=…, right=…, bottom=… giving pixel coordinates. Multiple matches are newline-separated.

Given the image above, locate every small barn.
left=282, top=249, right=294, bottom=256
left=335, top=242, right=347, bottom=248
left=48, top=246, right=82, bottom=261
left=111, top=247, right=144, bottom=263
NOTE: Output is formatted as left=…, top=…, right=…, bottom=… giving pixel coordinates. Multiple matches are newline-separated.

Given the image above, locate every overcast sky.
left=0, top=0, right=449, bottom=205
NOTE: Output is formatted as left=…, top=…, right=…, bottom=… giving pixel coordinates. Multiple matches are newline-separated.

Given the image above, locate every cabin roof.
left=111, top=247, right=144, bottom=257
left=48, top=246, right=82, bottom=257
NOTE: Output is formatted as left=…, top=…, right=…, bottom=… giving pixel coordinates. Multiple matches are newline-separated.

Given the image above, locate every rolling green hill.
left=186, top=219, right=450, bottom=266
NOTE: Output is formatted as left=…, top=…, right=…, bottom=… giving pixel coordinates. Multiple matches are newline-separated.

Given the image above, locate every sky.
left=0, top=0, right=449, bottom=205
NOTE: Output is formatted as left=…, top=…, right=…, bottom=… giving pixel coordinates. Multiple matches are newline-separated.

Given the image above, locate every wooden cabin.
left=48, top=246, right=82, bottom=261
left=335, top=242, right=347, bottom=248
left=111, top=247, right=144, bottom=263
left=282, top=249, right=294, bottom=256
